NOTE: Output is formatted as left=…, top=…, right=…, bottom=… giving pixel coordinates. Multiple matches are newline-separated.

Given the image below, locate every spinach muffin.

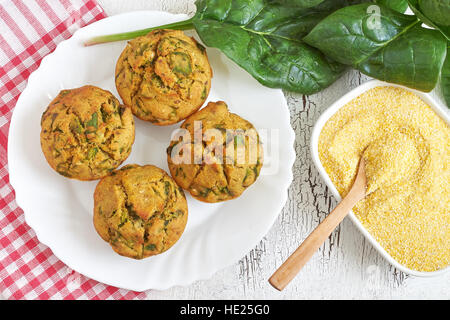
left=167, top=101, right=263, bottom=203
left=93, top=164, right=188, bottom=259
left=115, top=29, right=212, bottom=125
left=40, top=85, right=135, bottom=180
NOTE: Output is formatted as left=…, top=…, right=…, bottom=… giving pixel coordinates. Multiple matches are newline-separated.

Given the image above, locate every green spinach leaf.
left=304, top=3, right=447, bottom=92
left=272, top=0, right=364, bottom=9
left=418, top=0, right=450, bottom=26
left=374, top=0, right=408, bottom=13
left=441, top=44, right=450, bottom=107
left=407, top=0, right=450, bottom=40
left=191, top=0, right=360, bottom=94
left=275, top=0, right=326, bottom=8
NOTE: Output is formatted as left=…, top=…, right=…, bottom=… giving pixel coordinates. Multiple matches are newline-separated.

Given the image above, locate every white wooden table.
left=7, top=0, right=449, bottom=300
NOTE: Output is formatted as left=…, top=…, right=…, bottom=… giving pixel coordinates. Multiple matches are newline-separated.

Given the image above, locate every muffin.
left=115, top=29, right=212, bottom=125
left=93, top=164, right=188, bottom=259
left=40, top=85, right=135, bottom=180
left=167, top=101, right=263, bottom=203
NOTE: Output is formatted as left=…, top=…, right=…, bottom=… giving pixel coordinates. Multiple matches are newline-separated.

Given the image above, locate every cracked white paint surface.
left=4, top=0, right=447, bottom=300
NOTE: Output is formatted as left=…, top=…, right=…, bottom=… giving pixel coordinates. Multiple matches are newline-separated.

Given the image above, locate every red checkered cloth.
left=0, top=0, right=146, bottom=299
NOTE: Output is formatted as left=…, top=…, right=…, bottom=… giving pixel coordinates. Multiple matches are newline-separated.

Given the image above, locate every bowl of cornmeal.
left=311, top=80, right=449, bottom=277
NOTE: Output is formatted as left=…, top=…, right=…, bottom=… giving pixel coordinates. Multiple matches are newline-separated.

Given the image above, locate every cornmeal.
left=319, top=86, right=449, bottom=272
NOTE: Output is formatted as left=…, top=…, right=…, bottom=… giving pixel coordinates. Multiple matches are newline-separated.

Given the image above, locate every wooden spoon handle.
left=268, top=189, right=363, bottom=291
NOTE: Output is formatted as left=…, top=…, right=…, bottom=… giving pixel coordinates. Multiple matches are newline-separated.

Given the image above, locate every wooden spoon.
left=269, top=158, right=367, bottom=291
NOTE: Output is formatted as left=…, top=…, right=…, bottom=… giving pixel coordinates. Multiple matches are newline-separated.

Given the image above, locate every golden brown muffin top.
left=40, top=85, right=134, bottom=180
left=93, top=164, right=188, bottom=259
left=115, top=29, right=212, bottom=125
left=167, top=101, right=263, bottom=203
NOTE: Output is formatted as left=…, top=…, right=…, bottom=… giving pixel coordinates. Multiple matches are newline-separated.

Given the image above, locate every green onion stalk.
left=84, top=18, right=194, bottom=46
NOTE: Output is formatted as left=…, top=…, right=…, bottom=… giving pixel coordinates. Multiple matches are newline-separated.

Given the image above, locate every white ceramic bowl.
left=310, top=80, right=450, bottom=277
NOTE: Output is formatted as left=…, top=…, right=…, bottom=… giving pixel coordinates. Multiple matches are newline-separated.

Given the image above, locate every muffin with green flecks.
left=40, top=85, right=135, bottom=180
left=93, top=164, right=188, bottom=259
left=115, top=29, right=212, bottom=125
left=167, top=101, right=263, bottom=203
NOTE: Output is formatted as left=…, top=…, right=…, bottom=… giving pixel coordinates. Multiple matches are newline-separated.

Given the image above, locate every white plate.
left=8, top=11, right=295, bottom=291
left=311, top=80, right=450, bottom=277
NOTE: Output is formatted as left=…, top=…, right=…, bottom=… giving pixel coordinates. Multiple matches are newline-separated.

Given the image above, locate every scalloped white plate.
left=8, top=11, right=295, bottom=291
